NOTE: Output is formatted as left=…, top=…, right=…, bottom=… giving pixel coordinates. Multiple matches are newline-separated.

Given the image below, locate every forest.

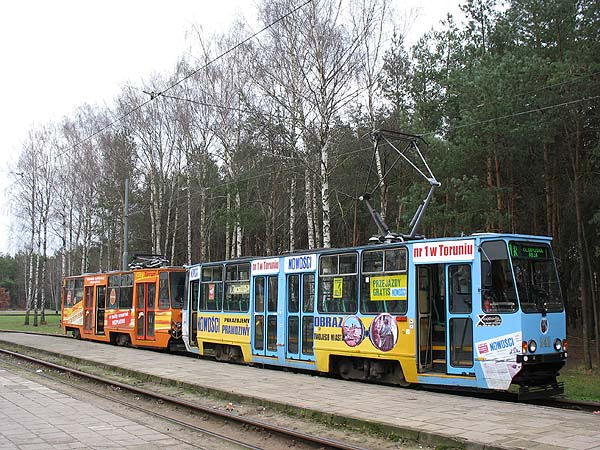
left=3, top=0, right=599, bottom=368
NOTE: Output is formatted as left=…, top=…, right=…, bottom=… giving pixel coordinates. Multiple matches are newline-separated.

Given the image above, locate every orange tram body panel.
left=61, top=268, right=186, bottom=349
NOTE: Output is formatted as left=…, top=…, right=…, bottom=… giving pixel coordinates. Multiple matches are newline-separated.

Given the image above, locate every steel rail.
left=0, top=347, right=365, bottom=450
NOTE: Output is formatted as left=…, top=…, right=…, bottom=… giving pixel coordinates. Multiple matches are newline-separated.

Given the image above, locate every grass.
left=0, top=312, right=63, bottom=334
left=560, top=363, right=600, bottom=403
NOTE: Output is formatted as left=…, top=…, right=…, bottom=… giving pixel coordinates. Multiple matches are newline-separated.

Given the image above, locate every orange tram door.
left=61, top=268, right=186, bottom=350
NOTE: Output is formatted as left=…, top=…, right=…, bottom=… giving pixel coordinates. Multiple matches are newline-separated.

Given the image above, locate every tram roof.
left=186, top=232, right=553, bottom=268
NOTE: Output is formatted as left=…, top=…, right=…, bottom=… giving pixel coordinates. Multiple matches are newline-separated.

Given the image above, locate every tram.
left=181, top=234, right=566, bottom=398
left=61, top=264, right=186, bottom=350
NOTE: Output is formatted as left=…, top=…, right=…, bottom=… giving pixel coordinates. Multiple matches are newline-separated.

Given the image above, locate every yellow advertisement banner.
left=333, top=278, right=343, bottom=298
left=370, top=274, right=407, bottom=301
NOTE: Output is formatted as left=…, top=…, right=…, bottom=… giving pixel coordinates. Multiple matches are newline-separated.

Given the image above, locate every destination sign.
left=509, top=242, right=549, bottom=259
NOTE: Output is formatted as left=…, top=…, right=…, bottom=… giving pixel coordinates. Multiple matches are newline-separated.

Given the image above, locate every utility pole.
left=122, top=178, right=130, bottom=270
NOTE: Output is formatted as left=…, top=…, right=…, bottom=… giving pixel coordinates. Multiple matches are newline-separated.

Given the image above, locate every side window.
left=190, top=279, right=199, bottom=311
left=481, top=241, right=518, bottom=313
left=159, top=272, right=169, bottom=309
left=361, top=247, right=408, bottom=315
left=302, top=274, right=315, bottom=313
left=318, top=253, right=358, bottom=314
left=288, top=275, right=299, bottom=313
left=449, top=265, right=471, bottom=314
left=74, top=278, right=84, bottom=305
left=224, top=263, right=250, bottom=312
left=107, top=275, right=120, bottom=309
left=200, top=266, right=223, bottom=311
left=120, top=273, right=133, bottom=309
left=64, top=280, right=74, bottom=306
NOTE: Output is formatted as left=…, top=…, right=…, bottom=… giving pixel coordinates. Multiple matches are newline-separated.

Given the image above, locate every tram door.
left=285, top=273, right=315, bottom=360
left=417, top=264, right=445, bottom=373
left=84, top=286, right=94, bottom=333
left=252, top=275, right=278, bottom=357
left=417, top=266, right=432, bottom=371
left=136, top=283, right=156, bottom=340
left=95, top=286, right=106, bottom=335
left=446, top=264, right=474, bottom=374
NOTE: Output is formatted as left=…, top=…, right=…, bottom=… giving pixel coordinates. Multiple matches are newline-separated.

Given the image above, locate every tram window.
left=267, top=316, right=277, bottom=351
left=302, top=316, right=314, bottom=355
left=361, top=248, right=408, bottom=315
left=302, top=274, right=315, bottom=313
left=386, top=249, right=406, bottom=271
left=288, top=275, right=300, bottom=313
left=107, top=275, right=120, bottom=309
left=450, top=318, right=473, bottom=367
left=74, top=278, right=84, bottom=304
left=120, top=273, right=133, bottom=309
left=268, top=276, right=278, bottom=313
left=254, top=316, right=264, bottom=350
left=200, top=266, right=224, bottom=311
left=509, top=242, right=564, bottom=314
left=449, top=265, right=472, bottom=314
left=159, top=272, right=169, bottom=309
left=136, top=284, right=144, bottom=309
left=64, top=280, right=74, bottom=306
left=169, top=272, right=185, bottom=309
left=190, top=280, right=199, bottom=311
left=288, top=316, right=299, bottom=353
left=224, top=263, right=250, bottom=312
left=254, top=277, right=265, bottom=312
left=318, top=253, right=358, bottom=314
left=480, top=241, right=518, bottom=313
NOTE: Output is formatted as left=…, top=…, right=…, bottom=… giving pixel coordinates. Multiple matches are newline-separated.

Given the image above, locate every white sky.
left=0, top=0, right=462, bottom=255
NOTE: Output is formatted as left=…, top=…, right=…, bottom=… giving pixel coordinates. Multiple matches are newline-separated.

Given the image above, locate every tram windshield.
left=480, top=241, right=518, bottom=313
left=509, top=242, right=563, bottom=313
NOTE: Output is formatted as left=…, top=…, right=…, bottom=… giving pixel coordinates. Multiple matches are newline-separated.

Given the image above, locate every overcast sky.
left=0, top=0, right=462, bottom=255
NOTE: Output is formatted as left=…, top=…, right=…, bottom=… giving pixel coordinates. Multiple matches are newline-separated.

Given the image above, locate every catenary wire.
left=55, top=0, right=313, bottom=160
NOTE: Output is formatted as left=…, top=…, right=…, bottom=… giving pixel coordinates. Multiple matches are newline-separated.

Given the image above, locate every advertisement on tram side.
left=196, top=314, right=251, bottom=342
left=313, top=313, right=414, bottom=356
left=63, top=304, right=84, bottom=326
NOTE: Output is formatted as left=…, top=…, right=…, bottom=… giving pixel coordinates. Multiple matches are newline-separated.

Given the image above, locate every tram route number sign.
left=477, top=314, right=502, bottom=327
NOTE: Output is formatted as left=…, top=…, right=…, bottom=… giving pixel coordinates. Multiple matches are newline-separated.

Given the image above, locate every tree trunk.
left=320, top=140, right=331, bottom=249
left=305, top=169, right=315, bottom=249
left=289, top=176, right=296, bottom=252
left=570, top=118, right=592, bottom=369
left=187, top=173, right=192, bottom=265
left=543, top=143, right=554, bottom=237
left=225, top=192, right=232, bottom=260
left=486, top=153, right=494, bottom=231
left=235, top=191, right=242, bottom=258
left=374, top=140, right=388, bottom=220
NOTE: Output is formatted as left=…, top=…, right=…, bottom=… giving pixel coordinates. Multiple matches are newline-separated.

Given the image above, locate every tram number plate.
left=539, top=336, right=551, bottom=348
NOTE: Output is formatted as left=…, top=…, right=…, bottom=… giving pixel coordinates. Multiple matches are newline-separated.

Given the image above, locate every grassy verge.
left=0, top=313, right=63, bottom=334
left=560, top=364, right=600, bottom=402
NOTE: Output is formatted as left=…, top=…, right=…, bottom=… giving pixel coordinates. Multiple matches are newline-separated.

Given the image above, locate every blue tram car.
left=182, top=233, right=567, bottom=398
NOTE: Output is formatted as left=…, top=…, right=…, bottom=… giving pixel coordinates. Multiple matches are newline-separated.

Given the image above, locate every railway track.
left=0, top=346, right=365, bottom=450
left=3, top=330, right=598, bottom=416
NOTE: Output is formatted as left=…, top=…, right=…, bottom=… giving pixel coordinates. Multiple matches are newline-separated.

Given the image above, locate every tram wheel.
left=72, top=329, right=81, bottom=340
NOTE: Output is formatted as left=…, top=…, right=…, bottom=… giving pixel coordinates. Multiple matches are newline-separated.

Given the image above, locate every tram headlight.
left=553, top=338, right=562, bottom=351
left=528, top=340, right=537, bottom=353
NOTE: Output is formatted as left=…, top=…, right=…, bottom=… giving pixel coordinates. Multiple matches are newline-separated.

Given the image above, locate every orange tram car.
left=61, top=267, right=186, bottom=350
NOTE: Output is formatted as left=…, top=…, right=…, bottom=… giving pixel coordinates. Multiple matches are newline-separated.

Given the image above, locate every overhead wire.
left=421, top=94, right=600, bottom=137
left=56, top=0, right=313, bottom=160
